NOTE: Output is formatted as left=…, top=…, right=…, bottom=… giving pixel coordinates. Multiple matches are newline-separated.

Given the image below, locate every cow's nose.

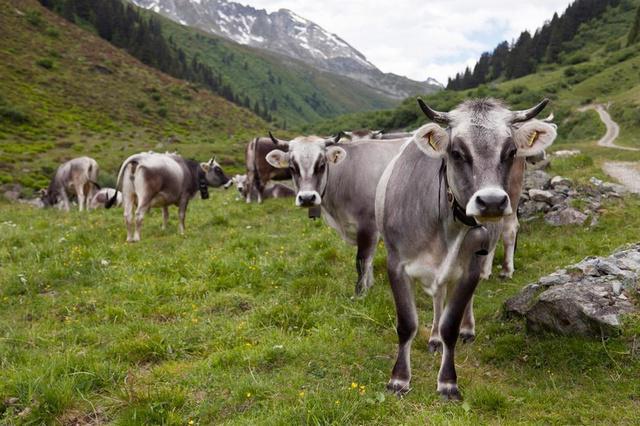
left=475, top=193, right=509, bottom=216
left=466, top=188, right=512, bottom=218
left=297, top=193, right=317, bottom=207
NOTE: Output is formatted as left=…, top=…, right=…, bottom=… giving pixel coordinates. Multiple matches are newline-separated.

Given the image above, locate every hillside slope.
left=306, top=0, right=640, bottom=151
left=0, top=0, right=267, bottom=192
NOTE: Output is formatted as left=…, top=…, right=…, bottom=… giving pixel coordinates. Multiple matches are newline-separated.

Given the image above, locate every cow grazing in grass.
left=376, top=98, right=556, bottom=400
left=41, top=156, right=100, bottom=212
left=266, top=132, right=407, bottom=296
left=107, top=152, right=229, bottom=242
left=244, top=137, right=292, bottom=203
left=90, top=188, right=122, bottom=209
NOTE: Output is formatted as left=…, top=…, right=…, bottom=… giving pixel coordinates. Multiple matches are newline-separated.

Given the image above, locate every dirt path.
left=578, top=104, right=640, bottom=194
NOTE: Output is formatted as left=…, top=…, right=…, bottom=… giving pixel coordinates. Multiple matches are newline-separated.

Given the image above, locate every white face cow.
left=415, top=98, right=557, bottom=223
left=265, top=133, right=346, bottom=207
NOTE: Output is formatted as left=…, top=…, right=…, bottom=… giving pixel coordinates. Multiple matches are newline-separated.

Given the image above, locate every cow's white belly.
left=321, top=207, right=358, bottom=245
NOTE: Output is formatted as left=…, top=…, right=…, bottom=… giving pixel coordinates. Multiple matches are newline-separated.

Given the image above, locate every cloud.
left=245, top=0, right=572, bottom=84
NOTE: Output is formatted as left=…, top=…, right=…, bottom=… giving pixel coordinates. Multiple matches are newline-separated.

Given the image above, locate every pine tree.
left=628, top=4, right=640, bottom=46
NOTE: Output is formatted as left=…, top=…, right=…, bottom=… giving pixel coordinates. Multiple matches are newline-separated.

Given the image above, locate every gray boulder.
left=544, top=208, right=588, bottom=226
left=504, top=244, right=640, bottom=337
left=524, top=170, right=551, bottom=190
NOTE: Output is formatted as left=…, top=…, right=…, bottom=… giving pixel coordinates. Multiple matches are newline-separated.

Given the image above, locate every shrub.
left=25, top=10, right=42, bottom=27
left=0, top=105, right=31, bottom=124
left=36, top=58, right=54, bottom=70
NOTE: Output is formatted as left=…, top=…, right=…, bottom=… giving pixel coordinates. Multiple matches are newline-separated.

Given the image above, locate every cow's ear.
left=326, top=146, right=347, bottom=164
left=200, top=162, right=211, bottom=172
left=265, top=150, right=289, bottom=169
left=413, top=123, right=449, bottom=158
left=514, top=120, right=557, bottom=157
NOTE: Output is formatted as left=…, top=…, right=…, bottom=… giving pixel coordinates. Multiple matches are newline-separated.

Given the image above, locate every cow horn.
left=511, top=98, right=550, bottom=123
left=325, top=131, right=344, bottom=146
left=269, top=131, right=285, bottom=147
left=417, top=98, right=450, bottom=125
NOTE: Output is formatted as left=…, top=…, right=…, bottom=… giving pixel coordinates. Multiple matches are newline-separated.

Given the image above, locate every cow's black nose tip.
left=297, top=193, right=317, bottom=207
left=476, top=194, right=509, bottom=214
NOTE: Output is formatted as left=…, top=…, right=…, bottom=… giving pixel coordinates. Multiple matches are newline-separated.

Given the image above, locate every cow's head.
left=415, top=98, right=556, bottom=222
left=265, top=132, right=346, bottom=207
left=232, top=174, right=248, bottom=196
left=200, top=158, right=230, bottom=187
left=40, top=188, right=57, bottom=207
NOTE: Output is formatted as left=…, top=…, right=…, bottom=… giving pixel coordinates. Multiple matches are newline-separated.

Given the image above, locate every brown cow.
left=244, top=137, right=292, bottom=203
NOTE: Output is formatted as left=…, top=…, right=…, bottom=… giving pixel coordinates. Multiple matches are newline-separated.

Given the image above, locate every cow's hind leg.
left=133, top=198, right=151, bottom=242
left=386, top=253, right=417, bottom=396
left=77, top=185, right=86, bottom=212
left=162, top=206, right=169, bottom=230
left=500, top=215, right=519, bottom=279
left=124, top=197, right=135, bottom=242
left=459, top=296, right=475, bottom=344
left=428, top=285, right=445, bottom=353
left=354, top=228, right=378, bottom=297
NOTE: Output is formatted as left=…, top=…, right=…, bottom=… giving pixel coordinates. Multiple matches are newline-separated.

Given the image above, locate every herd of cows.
left=38, top=98, right=558, bottom=400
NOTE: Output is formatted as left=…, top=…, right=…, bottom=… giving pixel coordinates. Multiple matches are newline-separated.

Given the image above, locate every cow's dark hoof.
left=386, top=378, right=411, bottom=397
left=437, top=382, right=462, bottom=401
left=353, top=283, right=368, bottom=299
left=459, top=331, right=476, bottom=344
left=428, top=339, right=443, bottom=353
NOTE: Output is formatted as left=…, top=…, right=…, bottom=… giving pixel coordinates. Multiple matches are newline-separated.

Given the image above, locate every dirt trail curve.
left=578, top=104, right=640, bottom=194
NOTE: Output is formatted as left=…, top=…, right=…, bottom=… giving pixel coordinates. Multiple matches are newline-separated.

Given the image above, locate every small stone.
left=529, top=189, right=555, bottom=204
left=551, top=176, right=572, bottom=187
left=554, top=150, right=581, bottom=158
left=612, top=281, right=622, bottom=296
left=544, top=208, right=588, bottom=226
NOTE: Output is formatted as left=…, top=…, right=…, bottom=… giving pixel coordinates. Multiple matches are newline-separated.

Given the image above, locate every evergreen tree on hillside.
left=628, top=4, right=640, bottom=45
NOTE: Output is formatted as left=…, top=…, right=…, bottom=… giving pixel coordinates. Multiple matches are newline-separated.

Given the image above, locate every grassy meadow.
left=1, top=149, right=640, bottom=424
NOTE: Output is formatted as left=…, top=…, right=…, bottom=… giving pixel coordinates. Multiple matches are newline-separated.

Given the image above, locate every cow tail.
left=106, top=159, right=135, bottom=209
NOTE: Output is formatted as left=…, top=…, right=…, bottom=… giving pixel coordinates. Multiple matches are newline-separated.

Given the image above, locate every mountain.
left=128, top=0, right=442, bottom=100
left=0, top=0, right=267, bottom=192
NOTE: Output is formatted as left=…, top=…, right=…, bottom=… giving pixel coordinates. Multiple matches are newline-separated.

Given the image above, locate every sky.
left=246, top=0, right=574, bottom=84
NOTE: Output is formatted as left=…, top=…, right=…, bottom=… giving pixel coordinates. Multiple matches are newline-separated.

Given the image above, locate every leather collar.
left=198, top=172, right=210, bottom=200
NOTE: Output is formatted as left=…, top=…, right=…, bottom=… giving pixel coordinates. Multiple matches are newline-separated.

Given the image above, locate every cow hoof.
left=386, top=378, right=411, bottom=396
left=428, top=339, right=443, bottom=353
left=499, top=270, right=514, bottom=280
left=459, top=331, right=476, bottom=344
left=437, top=382, right=461, bottom=401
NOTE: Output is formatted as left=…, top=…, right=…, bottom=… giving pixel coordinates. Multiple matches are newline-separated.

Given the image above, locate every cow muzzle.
left=466, top=187, right=512, bottom=220
left=296, top=190, right=321, bottom=207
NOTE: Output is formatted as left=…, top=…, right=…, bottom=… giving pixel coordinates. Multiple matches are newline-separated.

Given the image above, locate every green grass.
left=1, top=157, right=640, bottom=424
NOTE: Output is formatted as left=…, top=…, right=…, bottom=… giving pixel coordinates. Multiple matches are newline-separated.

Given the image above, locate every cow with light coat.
left=41, top=156, right=100, bottom=212
left=107, top=152, right=229, bottom=242
left=232, top=174, right=295, bottom=201
left=376, top=98, right=556, bottom=400
left=90, top=188, right=122, bottom=209
left=266, top=133, right=407, bottom=296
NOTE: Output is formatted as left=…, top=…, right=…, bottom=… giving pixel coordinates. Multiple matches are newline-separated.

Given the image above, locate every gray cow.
left=107, top=152, right=229, bottom=242
left=231, top=174, right=295, bottom=202
left=41, top=156, right=100, bottom=212
left=266, top=133, right=407, bottom=296
left=376, top=98, right=556, bottom=400
left=90, top=188, right=122, bottom=209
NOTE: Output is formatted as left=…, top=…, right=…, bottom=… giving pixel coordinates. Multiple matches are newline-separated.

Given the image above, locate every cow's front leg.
left=437, top=227, right=487, bottom=401
left=162, top=206, right=169, bottom=230
left=60, top=189, right=71, bottom=212
left=178, top=200, right=188, bottom=235
left=459, top=296, right=475, bottom=344
left=386, top=253, right=417, bottom=396
left=500, top=214, right=519, bottom=279
left=354, top=228, right=378, bottom=297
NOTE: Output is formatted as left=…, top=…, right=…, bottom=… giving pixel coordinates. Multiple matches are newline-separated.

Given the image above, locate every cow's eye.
left=502, top=146, right=517, bottom=161
left=316, top=162, right=325, bottom=172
